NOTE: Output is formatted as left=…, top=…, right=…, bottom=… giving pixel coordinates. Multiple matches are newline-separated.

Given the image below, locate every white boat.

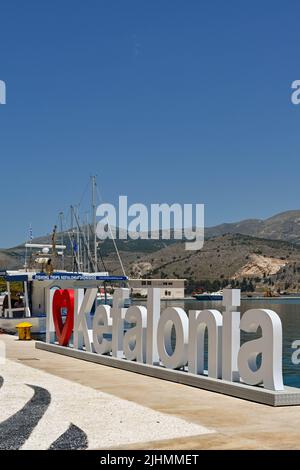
left=0, top=268, right=128, bottom=334
left=193, top=290, right=223, bottom=301
left=0, top=236, right=127, bottom=334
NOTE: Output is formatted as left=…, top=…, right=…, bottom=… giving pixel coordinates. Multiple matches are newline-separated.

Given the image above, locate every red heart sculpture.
left=52, top=289, right=74, bottom=346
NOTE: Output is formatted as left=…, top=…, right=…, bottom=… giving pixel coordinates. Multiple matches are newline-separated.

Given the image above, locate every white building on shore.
left=129, top=279, right=185, bottom=300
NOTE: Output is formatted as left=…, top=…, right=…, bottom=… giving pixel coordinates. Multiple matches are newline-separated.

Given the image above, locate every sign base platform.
left=36, top=341, right=300, bottom=407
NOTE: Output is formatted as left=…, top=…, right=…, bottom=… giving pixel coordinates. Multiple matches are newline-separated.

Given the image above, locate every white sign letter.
left=123, top=306, right=147, bottom=362
left=146, top=288, right=160, bottom=365
left=73, top=288, right=97, bottom=352
left=188, top=309, right=222, bottom=378
left=222, top=289, right=241, bottom=382
left=93, top=304, right=112, bottom=355
left=157, top=307, right=188, bottom=369
left=238, top=308, right=284, bottom=391
left=111, top=288, right=130, bottom=358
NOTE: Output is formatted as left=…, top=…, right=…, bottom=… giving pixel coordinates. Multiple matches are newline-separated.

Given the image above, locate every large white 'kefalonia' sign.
left=45, top=288, right=284, bottom=392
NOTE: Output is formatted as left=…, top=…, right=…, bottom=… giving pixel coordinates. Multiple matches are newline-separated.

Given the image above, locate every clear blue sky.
left=0, top=0, right=300, bottom=247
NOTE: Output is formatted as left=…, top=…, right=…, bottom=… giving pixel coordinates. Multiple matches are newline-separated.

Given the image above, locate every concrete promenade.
left=1, top=334, right=300, bottom=449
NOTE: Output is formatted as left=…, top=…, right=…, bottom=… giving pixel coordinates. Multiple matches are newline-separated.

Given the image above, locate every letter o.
left=157, top=307, right=188, bottom=369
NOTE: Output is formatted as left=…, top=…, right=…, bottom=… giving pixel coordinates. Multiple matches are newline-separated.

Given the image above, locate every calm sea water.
left=153, top=297, right=300, bottom=388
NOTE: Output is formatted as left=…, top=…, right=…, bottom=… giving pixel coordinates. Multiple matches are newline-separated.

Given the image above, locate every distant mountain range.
left=5, top=209, right=300, bottom=251
left=3, top=210, right=300, bottom=293
left=205, top=210, right=300, bottom=243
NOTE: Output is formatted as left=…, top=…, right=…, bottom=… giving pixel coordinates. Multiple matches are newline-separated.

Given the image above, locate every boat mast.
left=76, top=206, right=81, bottom=270
left=83, top=222, right=87, bottom=272
left=73, top=209, right=96, bottom=272
left=92, top=175, right=98, bottom=271
left=59, top=211, right=64, bottom=270
left=70, top=205, right=77, bottom=272
left=52, top=225, right=57, bottom=258
left=24, top=224, right=33, bottom=271
left=85, top=211, right=90, bottom=272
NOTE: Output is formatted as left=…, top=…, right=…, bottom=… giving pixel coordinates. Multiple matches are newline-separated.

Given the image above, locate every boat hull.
left=194, top=294, right=223, bottom=301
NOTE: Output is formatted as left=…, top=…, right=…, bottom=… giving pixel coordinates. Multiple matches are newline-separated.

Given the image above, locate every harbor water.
left=156, top=297, right=300, bottom=389
left=35, top=297, right=300, bottom=388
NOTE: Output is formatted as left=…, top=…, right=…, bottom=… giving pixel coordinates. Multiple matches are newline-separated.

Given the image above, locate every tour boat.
left=0, top=177, right=129, bottom=334
left=193, top=290, right=223, bottom=301
left=0, top=233, right=128, bottom=334
left=0, top=268, right=128, bottom=334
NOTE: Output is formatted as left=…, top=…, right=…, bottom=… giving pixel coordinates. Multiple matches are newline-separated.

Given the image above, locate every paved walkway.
left=1, top=334, right=300, bottom=449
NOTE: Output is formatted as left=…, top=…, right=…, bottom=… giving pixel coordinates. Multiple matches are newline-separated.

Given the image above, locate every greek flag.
left=29, top=225, right=33, bottom=241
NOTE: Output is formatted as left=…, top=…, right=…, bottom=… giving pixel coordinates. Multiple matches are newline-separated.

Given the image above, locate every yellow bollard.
left=16, top=322, right=32, bottom=341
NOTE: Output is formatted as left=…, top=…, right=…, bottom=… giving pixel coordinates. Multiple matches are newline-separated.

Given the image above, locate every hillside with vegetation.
left=3, top=211, right=300, bottom=294
left=103, top=233, right=300, bottom=294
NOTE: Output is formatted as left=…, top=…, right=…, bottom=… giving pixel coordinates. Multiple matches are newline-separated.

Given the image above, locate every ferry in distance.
left=192, top=290, right=223, bottom=301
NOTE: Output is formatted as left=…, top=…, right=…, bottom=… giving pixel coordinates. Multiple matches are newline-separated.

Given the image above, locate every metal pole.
left=23, top=281, right=31, bottom=317
left=76, top=206, right=81, bottom=271
left=104, top=281, right=107, bottom=305
left=92, top=176, right=98, bottom=271
left=83, top=230, right=86, bottom=272
left=59, top=211, right=64, bottom=270
left=71, top=205, right=76, bottom=272
left=6, top=282, right=12, bottom=318
left=86, top=211, right=90, bottom=272
left=24, top=244, right=28, bottom=271
left=70, top=205, right=74, bottom=231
